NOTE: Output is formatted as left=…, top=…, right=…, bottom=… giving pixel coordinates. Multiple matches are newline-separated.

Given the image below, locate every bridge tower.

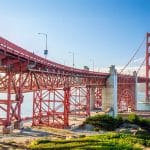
left=146, top=33, right=150, bottom=101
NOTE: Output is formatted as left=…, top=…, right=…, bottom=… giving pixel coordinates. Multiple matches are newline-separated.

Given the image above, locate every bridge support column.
left=1, top=69, right=24, bottom=133
left=95, top=87, right=102, bottom=109
left=90, top=87, right=95, bottom=110
left=32, top=90, right=42, bottom=126
left=6, top=71, right=12, bottom=127
left=146, top=33, right=150, bottom=101
left=86, top=86, right=90, bottom=116
left=90, top=87, right=102, bottom=111
left=102, top=65, right=118, bottom=117
left=133, top=71, right=138, bottom=110
left=14, top=70, right=24, bottom=129
left=64, top=87, right=70, bottom=128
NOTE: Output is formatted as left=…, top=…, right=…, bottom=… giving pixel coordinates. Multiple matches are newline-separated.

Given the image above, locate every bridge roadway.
left=0, top=36, right=147, bottom=133
left=0, top=37, right=145, bottom=88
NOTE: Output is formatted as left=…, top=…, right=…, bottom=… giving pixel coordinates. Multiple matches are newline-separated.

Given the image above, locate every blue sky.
left=0, top=0, right=150, bottom=70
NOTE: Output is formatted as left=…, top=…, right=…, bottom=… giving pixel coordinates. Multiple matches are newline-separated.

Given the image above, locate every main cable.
left=119, top=36, right=146, bottom=74
left=137, top=57, right=146, bottom=75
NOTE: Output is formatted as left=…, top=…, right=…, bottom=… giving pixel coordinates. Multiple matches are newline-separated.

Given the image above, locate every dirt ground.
left=0, top=116, right=98, bottom=150
left=0, top=111, right=149, bottom=150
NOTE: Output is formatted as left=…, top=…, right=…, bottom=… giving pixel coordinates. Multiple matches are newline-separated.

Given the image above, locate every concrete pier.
left=102, top=65, right=118, bottom=116
left=90, top=87, right=96, bottom=110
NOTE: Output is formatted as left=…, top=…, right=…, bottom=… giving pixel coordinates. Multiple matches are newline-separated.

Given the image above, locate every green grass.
left=28, top=132, right=150, bottom=150
left=28, top=114, right=150, bottom=149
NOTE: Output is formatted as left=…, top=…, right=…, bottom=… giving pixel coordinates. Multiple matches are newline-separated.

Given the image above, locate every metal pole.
left=90, top=59, right=94, bottom=71
left=73, top=52, right=74, bottom=69
left=46, top=34, right=47, bottom=50
left=69, top=51, right=75, bottom=68
left=38, top=33, right=48, bottom=58
left=93, top=61, right=94, bottom=72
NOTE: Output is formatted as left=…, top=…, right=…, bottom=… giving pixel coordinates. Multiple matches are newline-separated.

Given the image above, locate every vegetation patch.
left=84, top=114, right=123, bottom=131
left=84, top=114, right=150, bottom=131
left=28, top=132, right=150, bottom=150
left=28, top=114, right=150, bottom=150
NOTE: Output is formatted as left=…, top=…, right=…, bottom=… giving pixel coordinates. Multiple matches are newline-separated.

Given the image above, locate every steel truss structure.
left=118, top=75, right=136, bottom=112
left=70, top=86, right=90, bottom=116
left=0, top=35, right=148, bottom=129
left=94, top=87, right=102, bottom=109
left=32, top=88, right=70, bottom=128
left=0, top=71, right=23, bottom=126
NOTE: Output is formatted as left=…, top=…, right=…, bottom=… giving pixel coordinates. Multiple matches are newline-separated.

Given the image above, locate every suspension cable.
left=119, top=37, right=146, bottom=74
left=137, top=57, right=146, bottom=75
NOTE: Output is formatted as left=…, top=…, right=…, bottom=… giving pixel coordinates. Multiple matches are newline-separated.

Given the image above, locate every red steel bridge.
left=0, top=33, right=149, bottom=130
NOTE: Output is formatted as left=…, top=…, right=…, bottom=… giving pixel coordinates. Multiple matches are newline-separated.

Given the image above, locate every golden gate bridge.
left=0, top=33, right=149, bottom=133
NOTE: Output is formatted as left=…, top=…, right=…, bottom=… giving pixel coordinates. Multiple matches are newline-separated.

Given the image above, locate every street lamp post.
left=73, top=52, right=75, bottom=69
left=90, top=59, right=95, bottom=72
left=38, top=33, right=48, bottom=58
left=69, top=51, right=76, bottom=121
left=69, top=51, right=75, bottom=69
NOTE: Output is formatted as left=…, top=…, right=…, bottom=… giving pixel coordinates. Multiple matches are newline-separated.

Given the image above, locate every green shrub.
left=139, top=118, right=150, bottom=131
left=94, top=127, right=100, bottom=131
left=127, top=113, right=140, bottom=124
left=116, top=115, right=124, bottom=126
left=126, top=114, right=150, bottom=131
left=85, top=114, right=150, bottom=132
left=85, top=114, right=122, bottom=131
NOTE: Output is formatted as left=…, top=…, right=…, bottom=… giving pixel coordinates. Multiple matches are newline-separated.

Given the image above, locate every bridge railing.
left=0, top=36, right=108, bottom=77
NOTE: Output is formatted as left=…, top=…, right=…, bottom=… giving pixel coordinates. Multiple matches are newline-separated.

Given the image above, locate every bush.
left=85, top=114, right=150, bottom=132
left=85, top=114, right=122, bottom=131
left=139, top=118, right=150, bottom=131
left=116, top=115, right=124, bottom=126
left=127, top=113, right=140, bottom=124
left=126, top=114, right=150, bottom=131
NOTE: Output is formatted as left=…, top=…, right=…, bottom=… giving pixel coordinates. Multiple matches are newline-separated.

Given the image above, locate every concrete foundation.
left=102, top=65, right=117, bottom=117
left=102, top=87, right=114, bottom=110
left=14, top=121, right=23, bottom=129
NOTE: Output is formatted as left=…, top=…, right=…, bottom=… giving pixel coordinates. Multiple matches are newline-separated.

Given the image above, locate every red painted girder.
left=0, top=55, right=6, bottom=59
left=3, top=59, right=19, bottom=65
left=0, top=37, right=108, bottom=77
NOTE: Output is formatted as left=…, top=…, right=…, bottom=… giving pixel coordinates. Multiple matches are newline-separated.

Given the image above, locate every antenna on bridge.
left=38, top=33, right=48, bottom=59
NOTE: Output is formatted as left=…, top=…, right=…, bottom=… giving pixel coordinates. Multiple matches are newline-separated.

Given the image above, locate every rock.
left=98, top=130, right=105, bottom=134
left=84, top=124, right=94, bottom=131
left=66, top=135, right=78, bottom=140
left=116, top=128, right=127, bottom=132
left=116, top=123, right=141, bottom=135
left=120, top=123, right=139, bottom=129
left=130, top=129, right=138, bottom=135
